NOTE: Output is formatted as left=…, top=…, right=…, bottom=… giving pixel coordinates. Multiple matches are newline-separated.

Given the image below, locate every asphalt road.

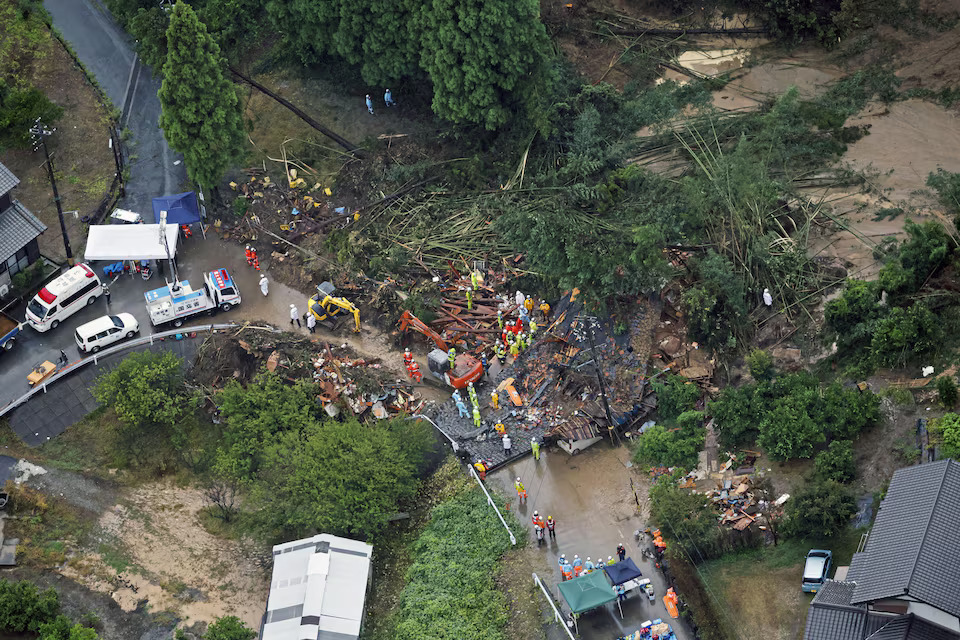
left=0, top=1, right=196, bottom=411
left=44, top=0, right=186, bottom=222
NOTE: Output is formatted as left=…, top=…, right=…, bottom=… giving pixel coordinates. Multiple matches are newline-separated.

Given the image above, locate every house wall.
left=905, top=601, right=960, bottom=632
left=0, top=192, right=11, bottom=212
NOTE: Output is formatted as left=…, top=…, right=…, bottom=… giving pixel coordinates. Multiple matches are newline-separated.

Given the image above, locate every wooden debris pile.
left=312, top=344, right=424, bottom=418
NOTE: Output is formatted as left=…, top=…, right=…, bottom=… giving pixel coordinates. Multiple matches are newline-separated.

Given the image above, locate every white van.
left=75, top=313, right=139, bottom=353
left=26, top=263, right=103, bottom=332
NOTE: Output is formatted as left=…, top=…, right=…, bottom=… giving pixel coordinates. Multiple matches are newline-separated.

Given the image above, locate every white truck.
left=144, top=268, right=240, bottom=328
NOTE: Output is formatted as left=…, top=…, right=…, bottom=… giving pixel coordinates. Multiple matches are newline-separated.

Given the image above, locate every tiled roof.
left=803, top=600, right=868, bottom=640
left=851, top=460, right=960, bottom=617
left=814, top=581, right=858, bottom=606
left=0, top=162, right=19, bottom=195
left=0, top=200, right=46, bottom=261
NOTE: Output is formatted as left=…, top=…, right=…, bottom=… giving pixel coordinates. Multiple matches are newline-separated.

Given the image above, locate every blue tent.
left=603, top=558, right=643, bottom=585
left=152, top=192, right=201, bottom=225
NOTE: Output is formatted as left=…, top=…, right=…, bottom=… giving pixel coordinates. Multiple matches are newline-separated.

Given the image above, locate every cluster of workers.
left=557, top=543, right=629, bottom=581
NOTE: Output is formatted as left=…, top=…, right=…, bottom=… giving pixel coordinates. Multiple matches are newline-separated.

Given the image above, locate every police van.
left=26, top=263, right=104, bottom=332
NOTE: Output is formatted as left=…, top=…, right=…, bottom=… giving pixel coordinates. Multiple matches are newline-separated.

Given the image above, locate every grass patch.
left=4, top=484, right=95, bottom=568
left=96, top=541, right=136, bottom=575
left=698, top=530, right=862, bottom=640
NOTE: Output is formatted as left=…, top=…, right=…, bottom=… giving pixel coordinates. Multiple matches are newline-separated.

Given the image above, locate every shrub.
left=783, top=480, right=856, bottom=538
left=649, top=480, right=720, bottom=560
left=709, top=385, right=758, bottom=450
left=746, top=349, right=774, bottom=381
left=632, top=411, right=705, bottom=471
left=392, top=488, right=519, bottom=639
left=708, top=373, right=880, bottom=459
left=652, top=374, right=701, bottom=424
left=814, top=440, right=855, bottom=483
left=0, top=579, right=60, bottom=633
left=936, top=376, right=958, bottom=409
left=929, top=413, right=960, bottom=460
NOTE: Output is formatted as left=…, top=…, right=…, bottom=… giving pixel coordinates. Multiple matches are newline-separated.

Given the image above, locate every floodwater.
left=488, top=445, right=693, bottom=640
left=808, top=99, right=960, bottom=278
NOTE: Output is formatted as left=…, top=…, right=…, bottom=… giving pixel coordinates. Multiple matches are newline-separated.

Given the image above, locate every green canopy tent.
left=557, top=569, right=622, bottom=632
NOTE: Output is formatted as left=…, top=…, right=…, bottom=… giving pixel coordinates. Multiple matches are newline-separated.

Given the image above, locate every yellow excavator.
left=308, top=282, right=361, bottom=332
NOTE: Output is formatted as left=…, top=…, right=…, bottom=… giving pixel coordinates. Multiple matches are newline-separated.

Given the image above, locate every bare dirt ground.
left=62, top=482, right=271, bottom=630
left=0, top=23, right=114, bottom=262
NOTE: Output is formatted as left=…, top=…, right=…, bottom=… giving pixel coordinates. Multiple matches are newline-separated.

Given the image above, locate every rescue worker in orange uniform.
left=245, top=245, right=254, bottom=265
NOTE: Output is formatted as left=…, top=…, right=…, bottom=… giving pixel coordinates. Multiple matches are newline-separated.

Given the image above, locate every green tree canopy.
left=253, top=416, right=434, bottom=540
left=158, top=1, right=245, bottom=189
left=417, top=0, right=549, bottom=129
left=929, top=412, right=960, bottom=460
left=814, top=440, right=855, bottom=483
left=649, top=480, right=719, bottom=561
left=783, top=479, right=856, bottom=538
left=633, top=411, right=705, bottom=472
left=0, top=81, right=63, bottom=151
left=205, top=616, right=256, bottom=640
left=214, top=372, right=321, bottom=483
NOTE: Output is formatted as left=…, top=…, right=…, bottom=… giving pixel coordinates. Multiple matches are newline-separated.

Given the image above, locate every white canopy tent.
left=84, top=224, right=179, bottom=261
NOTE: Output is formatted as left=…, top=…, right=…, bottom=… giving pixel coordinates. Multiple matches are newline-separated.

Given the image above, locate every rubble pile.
left=191, top=328, right=422, bottom=420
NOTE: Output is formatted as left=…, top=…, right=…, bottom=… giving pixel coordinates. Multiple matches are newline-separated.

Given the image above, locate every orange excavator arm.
left=399, top=310, right=449, bottom=351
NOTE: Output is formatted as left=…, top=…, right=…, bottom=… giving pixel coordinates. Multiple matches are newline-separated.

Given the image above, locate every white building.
left=260, top=533, right=373, bottom=640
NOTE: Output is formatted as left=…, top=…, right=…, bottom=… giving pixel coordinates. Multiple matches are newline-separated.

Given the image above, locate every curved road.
left=0, top=0, right=189, bottom=413
left=45, top=0, right=186, bottom=221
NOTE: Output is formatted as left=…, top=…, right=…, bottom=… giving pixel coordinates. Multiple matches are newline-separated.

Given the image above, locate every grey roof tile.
left=905, top=618, right=960, bottom=640
left=866, top=617, right=911, bottom=640
left=0, top=200, right=46, bottom=262
left=0, top=162, right=19, bottom=195
left=851, top=460, right=960, bottom=616
left=814, top=581, right=858, bottom=607
left=803, top=602, right=868, bottom=640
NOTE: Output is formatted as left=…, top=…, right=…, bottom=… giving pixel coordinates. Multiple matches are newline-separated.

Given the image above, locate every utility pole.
left=30, top=119, right=73, bottom=266
left=576, top=315, right=621, bottom=447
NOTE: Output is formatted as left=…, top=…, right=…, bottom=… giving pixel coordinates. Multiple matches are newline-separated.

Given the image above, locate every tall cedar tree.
left=158, top=2, right=244, bottom=190
left=418, top=0, right=549, bottom=129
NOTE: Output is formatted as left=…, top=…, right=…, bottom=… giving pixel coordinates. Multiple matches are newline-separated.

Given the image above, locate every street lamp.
left=29, top=118, right=74, bottom=266
left=573, top=315, right=621, bottom=447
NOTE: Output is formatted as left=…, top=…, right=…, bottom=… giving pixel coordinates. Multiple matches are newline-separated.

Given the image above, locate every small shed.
left=260, top=533, right=373, bottom=640
left=152, top=192, right=202, bottom=225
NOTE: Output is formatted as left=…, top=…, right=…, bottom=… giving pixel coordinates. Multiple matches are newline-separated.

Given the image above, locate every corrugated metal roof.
left=261, top=533, right=372, bottom=640
left=850, top=460, right=960, bottom=616
left=0, top=200, right=47, bottom=261
left=0, top=163, right=19, bottom=195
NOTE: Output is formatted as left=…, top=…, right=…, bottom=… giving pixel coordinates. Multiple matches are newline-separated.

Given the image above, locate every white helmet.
left=574, top=554, right=579, bottom=560
left=586, top=556, right=591, bottom=561
left=560, top=554, right=566, bottom=559
left=516, top=477, right=521, bottom=482
left=608, top=556, right=614, bottom=563
left=533, top=511, right=539, bottom=517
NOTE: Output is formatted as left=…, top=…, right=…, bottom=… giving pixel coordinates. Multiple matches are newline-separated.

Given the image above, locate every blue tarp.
left=152, top=192, right=201, bottom=225
left=603, top=558, right=643, bottom=585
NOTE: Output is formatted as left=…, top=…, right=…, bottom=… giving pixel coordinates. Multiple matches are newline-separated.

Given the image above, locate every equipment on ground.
left=399, top=310, right=482, bottom=389
left=0, top=311, right=21, bottom=352
left=27, top=361, right=57, bottom=386
left=308, top=282, right=360, bottom=332
left=144, top=268, right=240, bottom=328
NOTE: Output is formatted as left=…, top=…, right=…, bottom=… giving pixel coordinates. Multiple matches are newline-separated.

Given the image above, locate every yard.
left=698, top=531, right=863, bottom=640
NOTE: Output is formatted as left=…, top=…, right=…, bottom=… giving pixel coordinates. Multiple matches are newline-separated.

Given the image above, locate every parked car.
left=802, top=549, right=833, bottom=593
left=75, top=313, right=140, bottom=354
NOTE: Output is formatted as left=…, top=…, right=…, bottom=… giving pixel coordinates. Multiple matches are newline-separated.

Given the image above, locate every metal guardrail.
left=532, top=572, right=577, bottom=639
left=0, top=322, right=283, bottom=419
